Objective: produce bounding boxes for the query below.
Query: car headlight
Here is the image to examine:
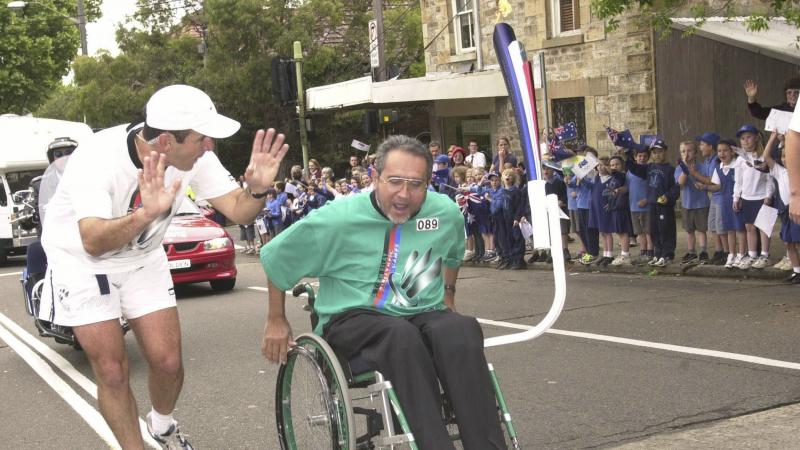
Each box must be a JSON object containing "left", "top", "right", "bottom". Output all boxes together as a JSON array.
[{"left": 203, "top": 237, "right": 231, "bottom": 250}]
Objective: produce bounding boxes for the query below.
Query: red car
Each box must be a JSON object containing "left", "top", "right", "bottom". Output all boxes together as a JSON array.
[{"left": 163, "top": 200, "right": 237, "bottom": 291}]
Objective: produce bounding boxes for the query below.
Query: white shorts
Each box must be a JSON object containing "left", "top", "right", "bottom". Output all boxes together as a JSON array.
[{"left": 38, "top": 254, "right": 176, "bottom": 327}]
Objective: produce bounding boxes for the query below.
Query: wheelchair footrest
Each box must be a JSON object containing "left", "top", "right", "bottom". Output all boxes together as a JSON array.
[{"left": 354, "top": 406, "right": 384, "bottom": 443}]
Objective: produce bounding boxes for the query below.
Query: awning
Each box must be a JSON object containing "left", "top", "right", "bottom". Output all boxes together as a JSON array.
[
  {"left": 306, "top": 70, "right": 508, "bottom": 112},
  {"left": 672, "top": 18, "right": 800, "bottom": 64}
]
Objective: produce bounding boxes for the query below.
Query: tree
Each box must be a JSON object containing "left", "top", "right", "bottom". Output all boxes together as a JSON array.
[
  {"left": 0, "top": 0, "right": 101, "bottom": 113},
  {"left": 590, "top": 0, "right": 800, "bottom": 35},
  {"left": 35, "top": 0, "right": 426, "bottom": 176}
]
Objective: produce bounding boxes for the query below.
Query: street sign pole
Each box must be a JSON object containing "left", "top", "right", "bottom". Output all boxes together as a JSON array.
[{"left": 294, "top": 41, "right": 310, "bottom": 174}]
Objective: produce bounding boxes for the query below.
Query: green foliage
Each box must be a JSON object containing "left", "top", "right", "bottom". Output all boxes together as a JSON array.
[
  {"left": 0, "top": 0, "right": 102, "bottom": 113},
  {"left": 33, "top": 0, "right": 425, "bottom": 175},
  {"left": 590, "top": 0, "right": 800, "bottom": 35}
]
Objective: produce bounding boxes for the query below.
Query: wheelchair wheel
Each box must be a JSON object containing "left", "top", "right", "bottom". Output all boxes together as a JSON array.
[{"left": 276, "top": 333, "right": 355, "bottom": 450}]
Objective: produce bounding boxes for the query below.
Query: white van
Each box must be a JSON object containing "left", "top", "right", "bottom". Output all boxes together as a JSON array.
[{"left": 0, "top": 114, "right": 93, "bottom": 265}]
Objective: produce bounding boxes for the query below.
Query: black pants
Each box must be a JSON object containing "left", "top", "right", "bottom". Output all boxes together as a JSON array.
[
  {"left": 323, "top": 309, "right": 507, "bottom": 450},
  {"left": 651, "top": 205, "right": 676, "bottom": 259},
  {"left": 577, "top": 208, "right": 599, "bottom": 256},
  {"left": 493, "top": 212, "right": 524, "bottom": 263}
]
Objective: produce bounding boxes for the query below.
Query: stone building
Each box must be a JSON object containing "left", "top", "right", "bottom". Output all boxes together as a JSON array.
[{"left": 307, "top": 1, "right": 799, "bottom": 164}]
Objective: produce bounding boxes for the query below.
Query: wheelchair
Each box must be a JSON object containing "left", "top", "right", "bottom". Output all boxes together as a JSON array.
[{"left": 274, "top": 283, "right": 521, "bottom": 450}]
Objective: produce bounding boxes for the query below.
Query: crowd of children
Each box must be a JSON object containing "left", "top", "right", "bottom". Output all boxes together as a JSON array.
[
  {"left": 236, "top": 127, "right": 799, "bottom": 285},
  {"left": 536, "top": 124, "right": 799, "bottom": 284}
]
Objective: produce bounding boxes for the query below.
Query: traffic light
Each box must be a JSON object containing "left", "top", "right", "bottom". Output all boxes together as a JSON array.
[
  {"left": 271, "top": 57, "right": 297, "bottom": 106},
  {"left": 380, "top": 110, "right": 398, "bottom": 124}
]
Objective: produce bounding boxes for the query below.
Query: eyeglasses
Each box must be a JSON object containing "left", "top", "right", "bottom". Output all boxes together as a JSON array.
[
  {"left": 787, "top": 89, "right": 800, "bottom": 95},
  {"left": 53, "top": 148, "right": 75, "bottom": 159},
  {"left": 379, "top": 176, "right": 427, "bottom": 192}
]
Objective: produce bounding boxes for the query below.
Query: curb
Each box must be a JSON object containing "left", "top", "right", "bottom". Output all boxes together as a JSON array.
[{"left": 463, "top": 259, "right": 789, "bottom": 281}]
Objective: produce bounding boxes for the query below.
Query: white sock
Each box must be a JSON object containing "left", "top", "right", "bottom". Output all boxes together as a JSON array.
[
  {"left": 604, "top": 251, "right": 612, "bottom": 257},
  {"left": 761, "top": 252, "right": 769, "bottom": 258},
  {"left": 794, "top": 267, "right": 800, "bottom": 273},
  {"left": 726, "top": 254, "right": 735, "bottom": 263},
  {"left": 621, "top": 251, "right": 629, "bottom": 257},
  {"left": 148, "top": 408, "right": 175, "bottom": 435},
  {"left": 748, "top": 251, "right": 757, "bottom": 258}
]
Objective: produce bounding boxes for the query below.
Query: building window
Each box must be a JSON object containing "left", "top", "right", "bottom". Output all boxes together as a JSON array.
[
  {"left": 550, "top": 0, "right": 580, "bottom": 36},
  {"left": 551, "top": 97, "right": 586, "bottom": 145},
  {"left": 452, "top": 0, "right": 475, "bottom": 53}
]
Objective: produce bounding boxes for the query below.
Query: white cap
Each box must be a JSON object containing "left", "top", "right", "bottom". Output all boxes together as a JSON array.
[{"left": 145, "top": 85, "right": 241, "bottom": 138}]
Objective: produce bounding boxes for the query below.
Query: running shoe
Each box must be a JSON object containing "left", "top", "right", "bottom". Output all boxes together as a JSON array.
[
  {"left": 773, "top": 256, "right": 791, "bottom": 271},
  {"left": 698, "top": 251, "right": 709, "bottom": 264},
  {"left": 751, "top": 255, "right": 769, "bottom": 269},
  {"left": 724, "top": 254, "right": 736, "bottom": 269},
  {"left": 734, "top": 255, "right": 754, "bottom": 270},
  {"left": 463, "top": 250, "right": 474, "bottom": 261},
  {"left": 610, "top": 254, "right": 631, "bottom": 266},
  {"left": 680, "top": 252, "right": 698, "bottom": 265},
  {"left": 580, "top": 254, "right": 597, "bottom": 265},
  {"left": 147, "top": 416, "right": 194, "bottom": 450}
]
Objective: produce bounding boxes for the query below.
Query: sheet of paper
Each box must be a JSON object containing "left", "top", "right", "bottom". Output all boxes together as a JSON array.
[
  {"left": 571, "top": 152, "right": 598, "bottom": 180},
  {"left": 765, "top": 109, "right": 793, "bottom": 134},
  {"left": 754, "top": 204, "right": 779, "bottom": 238}
]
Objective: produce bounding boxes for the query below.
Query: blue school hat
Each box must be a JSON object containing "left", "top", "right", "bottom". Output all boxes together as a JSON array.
[
  {"left": 650, "top": 139, "right": 668, "bottom": 150},
  {"left": 695, "top": 132, "right": 720, "bottom": 147},
  {"left": 487, "top": 171, "right": 499, "bottom": 179},
  {"left": 435, "top": 154, "right": 449, "bottom": 164},
  {"left": 736, "top": 124, "right": 759, "bottom": 138}
]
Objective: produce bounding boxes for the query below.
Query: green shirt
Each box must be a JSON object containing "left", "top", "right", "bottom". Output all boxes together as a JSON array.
[{"left": 260, "top": 191, "right": 464, "bottom": 334}]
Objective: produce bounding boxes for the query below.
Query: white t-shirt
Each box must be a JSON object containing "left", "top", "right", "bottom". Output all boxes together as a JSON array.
[
  {"left": 770, "top": 163, "right": 790, "bottom": 206},
  {"left": 42, "top": 124, "right": 238, "bottom": 273},
  {"left": 789, "top": 101, "right": 800, "bottom": 132},
  {"left": 465, "top": 151, "right": 486, "bottom": 169}
]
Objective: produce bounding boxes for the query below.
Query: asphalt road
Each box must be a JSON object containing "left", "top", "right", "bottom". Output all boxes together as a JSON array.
[{"left": 1, "top": 252, "right": 799, "bottom": 449}]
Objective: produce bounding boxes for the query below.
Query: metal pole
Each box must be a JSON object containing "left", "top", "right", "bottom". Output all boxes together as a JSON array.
[
  {"left": 76, "top": 0, "right": 87, "bottom": 55},
  {"left": 293, "top": 41, "right": 310, "bottom": 174},
  {"left": 538, "top": 51, "right": 550, "bottom": 132},
  {"left": 372, "top": 0, "right": 385, "bottom": 81}
]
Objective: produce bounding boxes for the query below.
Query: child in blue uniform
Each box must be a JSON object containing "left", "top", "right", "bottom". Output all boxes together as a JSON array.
[
  {"left": 587, "top": 157, "right": 629, "bottom": 266},
  {"left": 707, "top": 139, "right": 746, "bottom": 268},
  {"left": 488, "top": 169, "right": 526, "bottom": 270},
  {"left": 627, "top": 140, "right": 679, "bottom": 266},
  {"left": 627, "top": 148, "right": 652, "bottom": 264},
  {"left": 763, "top": 132, "right": 800, "bottom": 283},
  {"left": 570, "top": 147, "right": 600, "bottom": 264},
  {"left": 675, "top": 141, "right": 711, "bottom": 265},
  {"left": 609, "top": 156, "right": 633, "bottom": 265}
]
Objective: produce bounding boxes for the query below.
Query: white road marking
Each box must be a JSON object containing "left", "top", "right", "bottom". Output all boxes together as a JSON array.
[
  {"left": 0, "top": 271, "right": 22, "bottom": 278},
  {"left": 0, "top": 313, "right": 161, "bottom": 448},
  {"left": 0, "top": 320, "right": 121, "bottom": 449},
  {"left": 478, "top": 318, "right": 800, "bottom": 371}
]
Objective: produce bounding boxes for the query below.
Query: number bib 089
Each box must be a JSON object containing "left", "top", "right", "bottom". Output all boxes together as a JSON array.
[{"left": 415, "top": 217, "right": 439, "bottom": 231}]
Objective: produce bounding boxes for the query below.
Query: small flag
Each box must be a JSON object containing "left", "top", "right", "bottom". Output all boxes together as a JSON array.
[
  {"left": 554, "top": 122, "right": 578, "bottom": 141},
  {"left": 606, "top": 126, "right": 635, "bottom": 149},
  {"left": 351, "top": 139, "right": 371, "bottom": 152},
  {"left": 548, "top": 139, "right": 574, "bottom": 162}
]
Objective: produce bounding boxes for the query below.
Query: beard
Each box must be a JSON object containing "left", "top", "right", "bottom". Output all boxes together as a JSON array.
[{"left": 375, "top": 196, "right": 418, "bottom": 225}]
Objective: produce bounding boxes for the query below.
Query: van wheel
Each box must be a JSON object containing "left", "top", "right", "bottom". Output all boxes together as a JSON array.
[{"left": 210, "top": 278, "right": 236, "bottom": 291}]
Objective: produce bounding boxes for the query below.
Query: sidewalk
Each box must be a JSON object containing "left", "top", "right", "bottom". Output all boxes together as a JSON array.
[
  {"left": 465, "top": 217, "right": 792, "bottom": 281},
  {"left": 612, "top": 402, "right": 800, "bottom": 449}
]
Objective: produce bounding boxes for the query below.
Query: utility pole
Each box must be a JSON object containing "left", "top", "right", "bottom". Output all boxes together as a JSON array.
[
  {"left": 293, "top": 41, "right": 310, "bottom": 173},
  {"left": 76, "top": 0, "right": 87, "bottom": 55},
  {"left": 372, "top": 0, "right": 385, "bottom": 81}
]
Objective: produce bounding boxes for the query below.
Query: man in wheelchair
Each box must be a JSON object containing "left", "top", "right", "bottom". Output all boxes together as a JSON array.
[{"left": 261, "top": 135, "right": 507, "bottom": 449}]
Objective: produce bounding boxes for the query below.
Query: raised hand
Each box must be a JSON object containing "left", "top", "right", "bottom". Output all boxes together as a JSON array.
[
  {"left": 244, "top": 128, "right": 290, "bottom": 192},
  {"left": 137, "top": 151, "right": 182, "bottom": 222},
  {"left": 743, "top": 80, "right": 758, "bottom": 102}
]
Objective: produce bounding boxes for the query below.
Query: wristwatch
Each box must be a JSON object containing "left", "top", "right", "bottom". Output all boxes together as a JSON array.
[
  {"left": 444, "top": 284, "right": 456, "bottom": 294},
  {"left": 247, "top": 186, "right": 268, "bottom": 199}
]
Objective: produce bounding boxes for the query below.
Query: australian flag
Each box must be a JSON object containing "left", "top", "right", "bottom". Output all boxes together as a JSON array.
[
  {"left": 554, "top": 122, "right": 578, "bottom": 141},
  {"left": 548, "top": 139, "right": 575, "bottom": 162},
  {"left": 606, "top": 126, "right": 635, "bottom": 149}
]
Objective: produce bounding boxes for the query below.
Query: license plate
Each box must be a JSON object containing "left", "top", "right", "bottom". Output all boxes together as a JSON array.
[{"left": 169, "top": 259, "right": 191, "bottom": 270}]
